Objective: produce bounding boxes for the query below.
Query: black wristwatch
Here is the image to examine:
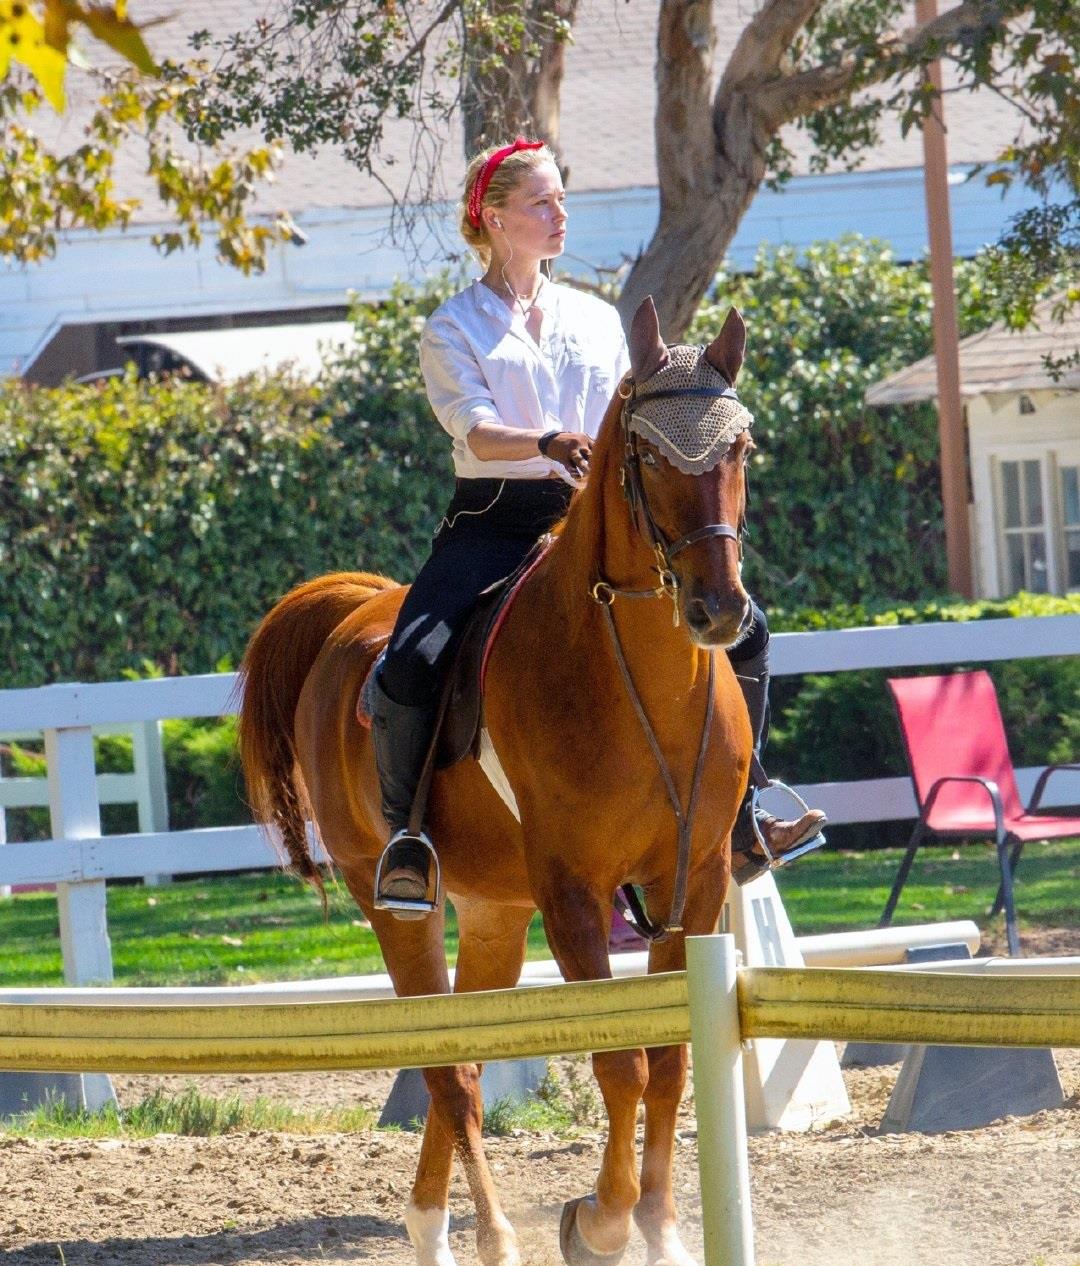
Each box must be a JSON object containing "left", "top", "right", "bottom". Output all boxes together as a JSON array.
[{"left": 537, "top": 429, "right": 562, "bottom": 456}]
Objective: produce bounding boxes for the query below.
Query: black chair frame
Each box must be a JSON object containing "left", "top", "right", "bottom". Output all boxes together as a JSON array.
[{"left": 878, "top": 764, "right": 1080, "bottom": 959}]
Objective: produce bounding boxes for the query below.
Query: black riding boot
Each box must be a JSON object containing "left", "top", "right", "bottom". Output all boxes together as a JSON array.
[
  {"left": 730, "top": 641, "right": 827, "bottom": 885},
  {"left": 367, "top": 671, "right": 439, "bottom": 918}
]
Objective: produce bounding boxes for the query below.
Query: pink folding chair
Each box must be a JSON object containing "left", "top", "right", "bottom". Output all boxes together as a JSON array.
[{"left": 882, "top": 670, "right": 1080, "bottom": 956}]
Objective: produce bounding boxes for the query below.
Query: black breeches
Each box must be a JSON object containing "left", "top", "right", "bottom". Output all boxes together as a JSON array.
[
  {"left": 379, "top": 478, "right": 573, "bottom": 708},
  {"left": 379, "top": 474, "right": 770, "bottom": 709}
]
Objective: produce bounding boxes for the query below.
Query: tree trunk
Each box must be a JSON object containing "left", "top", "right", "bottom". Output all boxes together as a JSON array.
[
  {"left": 617, "top": 0, "right": 783, "bottom": 340},
  {"left": 618, "top": 0, "right": 1012, "bottom": 341}
]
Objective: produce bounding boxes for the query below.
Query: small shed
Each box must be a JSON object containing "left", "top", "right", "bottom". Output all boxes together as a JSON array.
[{"left": 867, "top": 305, "right": 1080, "bottom": 598}]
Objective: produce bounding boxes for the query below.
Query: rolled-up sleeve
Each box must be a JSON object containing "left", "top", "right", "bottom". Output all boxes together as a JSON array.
[{"left": 419, "top": 316, "right": 502, "bottom": 442}]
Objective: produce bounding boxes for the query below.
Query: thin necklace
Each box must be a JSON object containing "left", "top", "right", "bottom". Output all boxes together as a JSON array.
[
  {"left": 498, "top": 256, "right": 542, "bottom": 320},
  {"left": 509, "top": 282, "right": 541, "bottom": 321}
]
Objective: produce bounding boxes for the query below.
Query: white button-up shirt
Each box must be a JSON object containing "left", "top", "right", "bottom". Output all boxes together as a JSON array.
[{"left": 419, "top": 277, "right": 630, "bottom": 480}]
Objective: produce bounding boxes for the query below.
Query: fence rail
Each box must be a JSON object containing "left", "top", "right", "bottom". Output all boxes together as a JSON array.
[
  {"left": 0, "top": 938, "right": 1077, "bottom": 1266},
  {"left": 2, "top": 614, "right": 1078, "bottom": 985},
  {"left": 1, "top": 960, "right": 1077, "bottom": 1075}
]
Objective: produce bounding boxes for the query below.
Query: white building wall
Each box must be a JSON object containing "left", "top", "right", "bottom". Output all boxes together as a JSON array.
[{"left": 2, "top": 168, "right": 1058, "bottom": 381}]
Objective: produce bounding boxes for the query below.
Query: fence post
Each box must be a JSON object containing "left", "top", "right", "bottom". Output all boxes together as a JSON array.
[
  {"left": 686, "top": 933, "right": 755, "bottom": 1266},
  {"left": 46, "top": 727, "right": 114, "bottom": 987},
  {"left": 0, "top": 727, "right": 118, "bottom": 1116},
  {"left": 132, "top": 719, "right": 171, "bottom": 886}
]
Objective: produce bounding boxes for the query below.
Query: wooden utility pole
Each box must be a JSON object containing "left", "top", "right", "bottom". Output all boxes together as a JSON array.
[{"left": 916, "top": 0, "right": 974, "bottom": 597}]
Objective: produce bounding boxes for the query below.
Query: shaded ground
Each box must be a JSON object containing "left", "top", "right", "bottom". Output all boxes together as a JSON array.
[{"left": 1, "top": 928, "right": 1078, "bottom": 1266}]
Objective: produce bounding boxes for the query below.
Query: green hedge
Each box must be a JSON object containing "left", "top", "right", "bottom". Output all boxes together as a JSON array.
[
  {"left": 686, "top": 237, "right": 1014, "bottom": 607},
  {"left": 0, "top": 280, "right": 456, "bottom": 688},
  {"left": 0, "top": 238, "right": 1037, "bottom": 689}
]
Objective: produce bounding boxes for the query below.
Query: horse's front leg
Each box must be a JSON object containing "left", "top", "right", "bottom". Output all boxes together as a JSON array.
[
  {"left": 635, "top": 857, "right": 727, "bottom": 1266},
  {"left": 540, "top": 867, "right": 647, "bottom": 1265}
]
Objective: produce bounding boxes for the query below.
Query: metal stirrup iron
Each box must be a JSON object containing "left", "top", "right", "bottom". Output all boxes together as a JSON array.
[
  {"left": 373, "top": 829, "right": 441, "bottom": 919},
  {"left": 749, "top": 778, "right": 827, "bottom": 869}
]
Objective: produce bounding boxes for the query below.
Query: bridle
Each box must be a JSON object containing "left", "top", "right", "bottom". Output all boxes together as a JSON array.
[
  {"left": 591, "top": 368, "right": 750, "bottom": 624},
  {"left": 590, "top": 356, "right": 752, "bottom": 944}
]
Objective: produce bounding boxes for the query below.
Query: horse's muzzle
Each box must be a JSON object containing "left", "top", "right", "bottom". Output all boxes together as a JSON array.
[{"left": 683, "top": 585, "right": 752, "bottom": 648}]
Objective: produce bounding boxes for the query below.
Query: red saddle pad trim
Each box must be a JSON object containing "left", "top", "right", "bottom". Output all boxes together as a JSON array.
[{"left": 480, "top": 540, "right": 551, "bottom": 691}]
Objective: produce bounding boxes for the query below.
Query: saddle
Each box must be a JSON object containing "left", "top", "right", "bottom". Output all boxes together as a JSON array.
[
  {"left": 359, "top": 539, "right": 551, "bottom": 771},
  {"left": 437, "top": 540, "right": 549, "bottom": 768}
]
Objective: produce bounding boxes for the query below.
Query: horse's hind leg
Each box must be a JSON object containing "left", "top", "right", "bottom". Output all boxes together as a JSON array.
[
  {"left": 428, "top": 895, "right": 534, "bottom": 1266},
  {"left": 336, "top": 862, "right": 464, "bottom": 1266},
  {"left": 541, "top": 879, "right": 647, "bottom": 1265},
  {"left": 398, "top": 897, "right": 533, "bottom": 1266}
]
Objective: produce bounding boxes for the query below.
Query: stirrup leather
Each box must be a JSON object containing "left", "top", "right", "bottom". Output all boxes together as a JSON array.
[
  {"left": 749, "top": 780, "right": 827, "bottom": 868},
  {"left": 373, "top": 829, "right": 441, "bottom": 918}
]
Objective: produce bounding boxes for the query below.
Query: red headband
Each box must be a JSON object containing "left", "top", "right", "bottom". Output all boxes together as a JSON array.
[{"left": 467, "top": 137, "right": 545, "bottom": 229}]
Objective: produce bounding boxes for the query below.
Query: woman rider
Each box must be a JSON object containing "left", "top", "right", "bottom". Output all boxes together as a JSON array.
[{"left": 368, "top": 138, "right": 825, "bottom": 916}]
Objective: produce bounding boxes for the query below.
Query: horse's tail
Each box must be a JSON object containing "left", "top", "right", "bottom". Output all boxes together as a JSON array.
[{"left": 237, "top": 571, "right": 397, "bottom": 892}]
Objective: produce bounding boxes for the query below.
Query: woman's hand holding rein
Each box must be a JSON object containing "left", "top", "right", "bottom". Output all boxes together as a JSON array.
[
  {"left": 539, "top": 430, "right": 591, "bottom": 478},
  {"left": 465, "top": 421, "right": 592, "bottom": 478}
]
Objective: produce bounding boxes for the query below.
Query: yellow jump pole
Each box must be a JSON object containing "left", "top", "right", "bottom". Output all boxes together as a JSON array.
[{"left": 687, "top": 933, "right": 754, "bottom": 1266}]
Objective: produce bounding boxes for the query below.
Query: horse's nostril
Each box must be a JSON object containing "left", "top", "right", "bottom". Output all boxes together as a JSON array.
[
  {"left": 686, "top": 598, "right": 711, "bottom": 631},
  {"left": 685, "top": 589, "right": 750, "bottom": 642}
]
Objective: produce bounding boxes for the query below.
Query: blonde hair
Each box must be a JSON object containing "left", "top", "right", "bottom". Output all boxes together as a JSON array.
[{"left": 459, "top": 141, "right": 558, "bottom": 266}]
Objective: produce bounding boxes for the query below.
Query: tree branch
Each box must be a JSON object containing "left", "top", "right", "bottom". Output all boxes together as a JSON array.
[
  {"left": 757, "top": 0, "right": 1021, "bottom": 127},
  {"left": 400, "top": 0, "right": 460, "bottom": 67},
  {"left": 723, "top": 0, "right": 828, "bottom": 87}
]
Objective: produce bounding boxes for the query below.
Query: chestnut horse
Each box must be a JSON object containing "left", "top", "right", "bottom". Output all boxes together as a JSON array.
[{"left": 237, "top": 298, "right": 754, "bottom": 1266}]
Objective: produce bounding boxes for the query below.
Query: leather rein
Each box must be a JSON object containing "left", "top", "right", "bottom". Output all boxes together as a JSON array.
[{"left": 594, "top": 369, "right": 749, "bottom": 944}]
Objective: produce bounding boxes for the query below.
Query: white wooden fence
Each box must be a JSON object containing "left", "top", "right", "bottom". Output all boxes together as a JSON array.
[{"left": 1, "top": 614, "right": 1078, "bottom": 986}]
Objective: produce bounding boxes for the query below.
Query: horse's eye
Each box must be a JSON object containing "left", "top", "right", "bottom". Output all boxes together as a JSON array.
[{"left": 640, "top": 450, "right": 657, "bottom": 467}]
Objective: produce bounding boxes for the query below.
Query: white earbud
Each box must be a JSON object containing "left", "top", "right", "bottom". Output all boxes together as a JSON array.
[{"left": 493, "top": 218, "right": 503, "bottom": 229}]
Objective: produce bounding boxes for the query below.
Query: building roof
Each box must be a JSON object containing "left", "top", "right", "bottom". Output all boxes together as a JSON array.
[
  {"left": 117, "top": 321, "right": 354, "bottom": 382},
  {"left": 27, "top": 0, "right": 1028, "bottom": 222},
  {"left": 866, "top": 303, "right": 1080, "bottom": 405}
]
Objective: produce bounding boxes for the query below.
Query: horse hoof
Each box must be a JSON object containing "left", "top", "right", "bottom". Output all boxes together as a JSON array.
[{"left": 559, "top": 1197, "right": 627, "bottom": 1266}]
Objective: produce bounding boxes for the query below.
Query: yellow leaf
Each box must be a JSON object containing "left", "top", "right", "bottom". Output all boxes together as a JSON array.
[
  {"left": 0, "top": 7, "right": 68, "bottom": 110},
  {"left": 80, "top": 6, "right": 157, "bottom": 75}
]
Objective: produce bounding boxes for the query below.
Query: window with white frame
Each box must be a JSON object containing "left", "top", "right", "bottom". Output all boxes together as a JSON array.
[
  {"left": 998, "top": 458, "right": 1050, "bottom": 592},
  {"left": 995, "top": 454, "right": 1080, "bottom": 594}
]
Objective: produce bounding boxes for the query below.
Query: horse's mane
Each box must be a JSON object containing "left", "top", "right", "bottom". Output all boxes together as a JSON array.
[{"left": 541, "top": 387, "right": 631, "bottom": 633}]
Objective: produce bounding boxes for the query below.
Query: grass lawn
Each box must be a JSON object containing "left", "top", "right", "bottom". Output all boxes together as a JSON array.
[
  {"left": 774, "top": 835, "right": 1080, "bottom": 933},
  {"left": 2, "top": 837, "right": 1077, "bottom": 989}
]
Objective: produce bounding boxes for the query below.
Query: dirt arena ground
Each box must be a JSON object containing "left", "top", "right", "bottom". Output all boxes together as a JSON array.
[{"left": 2, "top": 930, "right": 1078, "bottom": 1266}]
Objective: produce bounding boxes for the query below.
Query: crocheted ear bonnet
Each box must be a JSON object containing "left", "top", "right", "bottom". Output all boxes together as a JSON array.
[{"left": 626, "top": 345, "right": 754, "bottom": 476}]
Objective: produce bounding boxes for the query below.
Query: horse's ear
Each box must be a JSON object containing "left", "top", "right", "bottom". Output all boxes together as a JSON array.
[
  {"left": 628, "top": 296, "right": 669, "bottom": 381},
  {"left": 704, "top": 307, "right": 746, "bottom": 386}
]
